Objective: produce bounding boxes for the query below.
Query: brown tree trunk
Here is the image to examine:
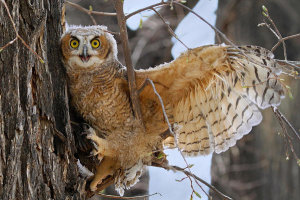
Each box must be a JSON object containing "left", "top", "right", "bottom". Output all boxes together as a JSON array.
[
  {"left": 211, "top": 0, "right": 300, "bottom": 199},
  {"left": 0, "top": 1, "right": 86, "bottom": 199}
]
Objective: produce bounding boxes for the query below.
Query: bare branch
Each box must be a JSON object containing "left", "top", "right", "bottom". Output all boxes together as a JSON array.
[
  {"left": 260, "top": 6, "right": 290, "bottom": 60},
  {"left": 151, "top": 8, "right": 190, "bottom": 50},
  {"left": 272, "top": 107, "right": 300, "bottom": 162},
  {"left": 146, "top": 78, "right": 218, "bottom": 199},
  {"left": 272, "top": 107, "right": 300, "bottom": 141},
  {"left": 267, "top": 20, "right": 287, "bottom": 59},
  {"left": 276, "top": 60, "right": 300, "bottom": 70},
  {"left": 170, "top": 165, "right": 233, "bottom": 200},
  {"left": 65, "top": 1, "right": 117, "bottom": 16},
  {"left": 0, "top": 37, "right": 18, "bottom": 52},
  {"left": 0, "top": 0, "right": 44, "bottom": 63},
  {"left": 97, "top": 192, "right": 161, "bottom": 199},
  {"left": 114, "top": 0, "right": 144, "bottom": 125},
  {"left": 272, "top": 33, "right": 300, "bottom": 53},
  {"left": 125, "top": 2, "right": 166, "bottom": 20},
  {"left": 146, "top": 79, "right": 173, "bottom": 134},
  {"left": 152, "top": 162, "right": 233, "bottom": 200}
]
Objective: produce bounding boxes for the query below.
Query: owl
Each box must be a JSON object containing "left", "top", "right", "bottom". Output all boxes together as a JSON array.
[{"left": 60, "top": 25, "right": 286, "bottom": 195}]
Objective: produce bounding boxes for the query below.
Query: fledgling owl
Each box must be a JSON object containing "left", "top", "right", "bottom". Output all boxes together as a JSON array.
[{"left": 61, "top": 25, "right": 286, "bottom": 195}]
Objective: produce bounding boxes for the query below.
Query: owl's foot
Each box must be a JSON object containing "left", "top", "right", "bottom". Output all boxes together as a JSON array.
[
  {"left": 90, "top": 156, "right": 120, "bottom": 191},
  {"left": 84, "top": 126, "right": 115, "bottom": 158}
]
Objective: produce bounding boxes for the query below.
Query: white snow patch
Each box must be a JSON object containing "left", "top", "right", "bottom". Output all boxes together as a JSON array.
[{"left": 124, "top": 0, "right": 162, "bottom": 30}]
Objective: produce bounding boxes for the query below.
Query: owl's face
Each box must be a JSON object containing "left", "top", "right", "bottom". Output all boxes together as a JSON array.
[{"left": 61, "top": 25, "right": 117, "bottom": 69}]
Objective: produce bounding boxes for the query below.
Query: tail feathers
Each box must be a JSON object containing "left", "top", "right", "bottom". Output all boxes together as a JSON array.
[{"left": 114, "top": 160, "right": 143, "bottom": 196}]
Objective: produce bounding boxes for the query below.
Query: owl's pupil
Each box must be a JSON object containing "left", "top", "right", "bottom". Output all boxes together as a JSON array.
[
  {"left": 94, "top": 42, "right": 97, "bottom": 45},
  {"left": 73, "top": 42, "right": 76, "bottom": 45}
]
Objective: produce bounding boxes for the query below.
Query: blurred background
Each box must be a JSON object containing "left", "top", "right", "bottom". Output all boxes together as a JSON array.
[{"left": 65, "top": 0, "right": 300, "bottom": 199}]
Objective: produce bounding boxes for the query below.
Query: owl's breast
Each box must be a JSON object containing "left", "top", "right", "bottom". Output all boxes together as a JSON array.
[{"left": 69, "top": 71, "right": 134, "bottom": 135}]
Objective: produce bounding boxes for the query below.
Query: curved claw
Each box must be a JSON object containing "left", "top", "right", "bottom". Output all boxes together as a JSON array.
[{"left": 90, "top": 156, "right": 120, "bottom": 192}]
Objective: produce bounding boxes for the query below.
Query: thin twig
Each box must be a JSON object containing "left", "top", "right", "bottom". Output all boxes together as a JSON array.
[
  {"left": 261, "top": 7, "right": 287, "bottom": 59},
  {"left": 272, "top": 33, "right": 300, "bottom": 53},
  {"left": 273, "top": 108, "right": 292, "bottom": 157},
  {"left": 263, "top": 18, "right": 288, "bottom": 58},
  {"left": 146, "top": 78, "right": 225, "bottom": 199},
  {"left": 272, "top": 107, "right": 300, "bottom": 141},
  {"left": 125, "top": 2, "right": 167, "bottom": 20},
  {"left": 170, "top": 165, "right": 233, "bottom": 200},
  {"left": 151, "top": 8, "right": 189, "bottom": 50},
  {"left": 153, "top": 163, "right": 233, "bottom": 200},
  {"left": 114, "top": 0, "right": 144, "bottom": 125},
  {"left": 272, "top": 107, "right": 299, "bottom": 162},
  {"left": 145, "top": 79, "right": 208, "bottom": 196},
  {"left": 65, "top": 1, "right": 116, "bottom": 16},
  {"left": 0, "top": 0, "right": 44, "bottom": 63},
  {"left": 0, "top": 37, "right": 18, "bottom": 52},
  {"left": 276, "top": 60, "right": 300, "bottom": 70},
  {"left": 89, "top": 14, "right": 97, "bottom": 25},
  {"left": 146, "top": 79, "right": 172, "bottom": 133},
  {"left": 97, "top": 192, "right": 161, "bottom": 199}
]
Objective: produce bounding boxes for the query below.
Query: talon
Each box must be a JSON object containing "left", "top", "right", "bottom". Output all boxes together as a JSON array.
[
  {"left": 89, "top": 156, "right": 120, "bottom": 192},
  {"left": 80, "top": 126, "right": 116, "bottom": 157},
  {"left": 89, "top": 150, "right": 97, "bottom": 157},
  {"left": 80, "top": 131, "right": 89, "bottom": 136},
  {"left": 90, "top": 141, "right": 99, "bottom": 151},
  {"left": 82, "top": 123, "right": 91, "bottom": 130}
]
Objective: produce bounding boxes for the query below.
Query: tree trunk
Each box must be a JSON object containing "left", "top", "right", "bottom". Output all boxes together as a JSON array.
[
  {"left": 0, "top": 1, "right": 86, "bottom": 199},
  {"left": 211, "top": 0, "right": 300, "bottom": 199}
]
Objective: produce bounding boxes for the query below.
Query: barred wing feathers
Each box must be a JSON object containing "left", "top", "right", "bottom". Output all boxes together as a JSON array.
[{"left": 136, "top": 45, "right": 285, "bottom": 156}]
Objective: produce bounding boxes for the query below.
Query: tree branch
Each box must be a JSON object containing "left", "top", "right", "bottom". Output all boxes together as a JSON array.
[
  {"left": 65, "top": 1, "right": 117, "bottom": 16},
  {"left": 151, "top": 8, "right": 189, "bottom": 50},
  {"left": 0, "top": 0, "right": 44, "bottom": 63},
  {"left": 262, "top": 7, "right": 287, "bottom": 60},
  {"left": 97, "top": 192, "right": 161, "bottom": 199},
  {"left": 146, "top": 78, "right": 223, "bottom": 199},
  {"left": 272, "top": 106, "right": 299, "bottom": 163},
  {"left": 125, "top": 2, "right": 166, "bottom": 20},
  {"left": 271, "top": 33, "right": 300, "bottom": 53},
  {"left": 114, "top": 0, "right": 144, "bottom": 125},
  {"left": 151, "top": 162, "right": 233, "bottom": 200},
  {"left": 272, "top": 107, "right": 300, "bottom": 141}
]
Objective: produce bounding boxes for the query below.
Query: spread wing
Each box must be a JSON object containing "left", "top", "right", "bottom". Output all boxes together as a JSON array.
[{"left": 136, "top": 45, "right": 285, "bottom": 156}]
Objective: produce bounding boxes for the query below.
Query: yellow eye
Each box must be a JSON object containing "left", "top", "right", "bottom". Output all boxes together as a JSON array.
[
  {"left": 70, "top": 39, "right": 79, "bottom": 49},
  {"left": 91, "top": 39, "right": 100, "bottom": 48}
]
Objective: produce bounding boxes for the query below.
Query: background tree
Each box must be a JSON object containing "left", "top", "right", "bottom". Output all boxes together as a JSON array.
[
  {"left": 211, "top": 1, "right": 300, "bottom": 199},
  {"left": 0, "top": 1, "right": 86, "bottom": 199}
]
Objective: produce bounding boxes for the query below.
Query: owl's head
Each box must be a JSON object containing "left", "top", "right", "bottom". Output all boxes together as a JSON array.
[{"left": 60, "top": 25, "right": 118, "bottom": 69}]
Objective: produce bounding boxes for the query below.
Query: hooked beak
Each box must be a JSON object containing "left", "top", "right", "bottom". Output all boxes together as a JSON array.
[{"left": 80, "top": 45, "right": 90, "bottom": 62}]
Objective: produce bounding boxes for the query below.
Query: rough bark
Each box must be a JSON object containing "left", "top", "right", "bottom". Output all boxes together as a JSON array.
[
  {"left": 0, "top": 1, "right": 86, "bottom": 199},
  {"left": 211, "top": 0, "right": 300, "bottom": 199}
]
